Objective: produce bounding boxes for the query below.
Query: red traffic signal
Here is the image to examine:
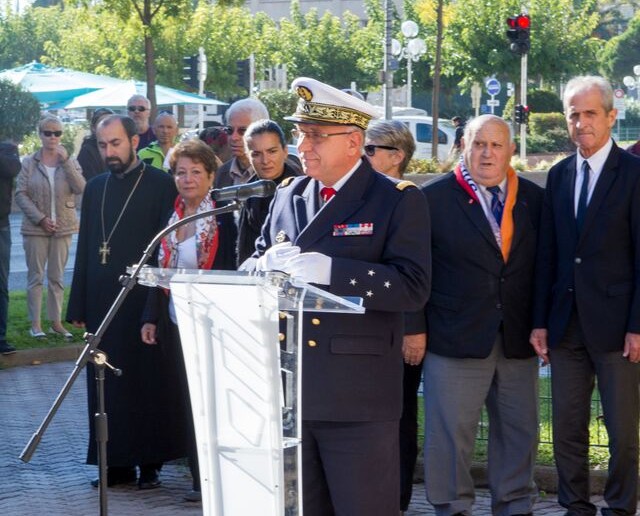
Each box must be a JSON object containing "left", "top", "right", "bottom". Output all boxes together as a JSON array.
[
  {"left": 507, "top": 14, "right": 530, "bottom": 29},
  {"left": 506, "top": 14, "right": 531, "bottom": 55},
  {"left": 516, "top": 15, "right": 530, "bottom": 29}
]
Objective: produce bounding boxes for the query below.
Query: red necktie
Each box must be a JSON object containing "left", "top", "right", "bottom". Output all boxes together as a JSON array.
[{"left": 320, "top": 187, "right": 336, "bottom": 203}]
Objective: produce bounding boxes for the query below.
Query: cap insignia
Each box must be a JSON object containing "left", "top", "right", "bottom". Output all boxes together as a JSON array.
[{"left": 296, "top": 86, "right": 313, "bottom": 102}]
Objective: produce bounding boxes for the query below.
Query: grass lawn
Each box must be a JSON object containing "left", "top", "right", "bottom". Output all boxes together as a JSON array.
[{"left": 8, "top": 287, "right": 84, "bottom": 349}]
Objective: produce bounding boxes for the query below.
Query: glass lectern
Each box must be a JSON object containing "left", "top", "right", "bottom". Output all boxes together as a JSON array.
[{"left": 136, "top": 268, "right": 364, "bottom": 516}]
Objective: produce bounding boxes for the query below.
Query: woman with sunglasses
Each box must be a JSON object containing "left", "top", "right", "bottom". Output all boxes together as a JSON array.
[
  {"left": 15, "top": 115, "right": 86, "bottom": 339},
  {"left": 365, "top": 119, "right": 421, "bottom": 516},
  {"left": 364, "top": 119, "right": 415, "bottom": 180}
]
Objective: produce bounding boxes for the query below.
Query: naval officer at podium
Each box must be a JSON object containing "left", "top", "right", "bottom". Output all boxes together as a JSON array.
[{"left": 242, "top": 77, "right": 431, "bottom": 516}]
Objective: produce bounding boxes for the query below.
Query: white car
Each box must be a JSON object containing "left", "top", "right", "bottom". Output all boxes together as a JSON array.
[{"left": 393, "top": 116, "right": 457, "bottom": 162}]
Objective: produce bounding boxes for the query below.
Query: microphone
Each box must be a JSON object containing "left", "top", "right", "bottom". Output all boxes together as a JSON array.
[{"left": 212, "top": 180, "right": 277, "bottom": 202}]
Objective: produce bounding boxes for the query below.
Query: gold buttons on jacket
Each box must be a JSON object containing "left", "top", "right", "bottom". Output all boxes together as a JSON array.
[
  {"left": 279, "top": 333, "right": 285, "bottom": 342},
  {"left": 311, "top": 318, "right": 320, "bottom": 326},
  {"left": 308, "top": 340, "right": 317, "bottom": 347}
]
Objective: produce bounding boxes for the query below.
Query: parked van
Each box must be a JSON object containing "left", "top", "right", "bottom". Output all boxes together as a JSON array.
[{"left": 393, "top": 116, "right": 457, "bottom": 162}]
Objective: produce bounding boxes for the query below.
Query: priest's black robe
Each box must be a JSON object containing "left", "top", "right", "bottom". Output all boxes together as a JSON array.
[{"left": 66, "top": 162, "right": 183, "bottom": 467}]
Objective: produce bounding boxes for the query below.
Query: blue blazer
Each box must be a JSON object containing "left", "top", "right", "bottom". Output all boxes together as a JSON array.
[
  {"left": 251, "top": 159, "right": 431, "bottom": 421},
  {"left": 420, "top": 173, "right": 543, "bottom": 359},
  {"left": 533, "top": 143, "right": 640, "bottom": 351}
]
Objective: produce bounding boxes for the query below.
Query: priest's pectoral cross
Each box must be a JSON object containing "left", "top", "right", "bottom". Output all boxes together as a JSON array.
[{"left": 99, "top": 242, "right": 110, "bottom": 265}]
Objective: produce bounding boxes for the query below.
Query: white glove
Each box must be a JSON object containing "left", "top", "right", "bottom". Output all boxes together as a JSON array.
[
  {"left": 256, "top": 242, "right": 301, "bottom": 272},
  {"left": 282, "top": 252, "right": 332, "bottom": 285}
]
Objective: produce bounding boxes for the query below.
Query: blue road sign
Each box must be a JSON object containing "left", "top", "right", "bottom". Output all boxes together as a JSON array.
[{"left": 486, "top": 78, "right": 501, "bottom": 96}]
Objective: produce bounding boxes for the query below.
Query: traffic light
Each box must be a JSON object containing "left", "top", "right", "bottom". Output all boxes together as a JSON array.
[
  {"left": 514, "top": 104, "right": 530, "bottom": 125},
  {"left": 506, "top": 14, "right": 531, "bottom": 55},
  {"left": 236, "top": 59, "right": 250, "bottom": 90},
  {"left": 183, "top": 55, "right": 198, "bottom": 89}
]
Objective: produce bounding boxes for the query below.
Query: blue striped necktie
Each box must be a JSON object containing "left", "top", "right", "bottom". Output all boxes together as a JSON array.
[{"left": 487, "top": 185, "right": 504, "bottom": 226}]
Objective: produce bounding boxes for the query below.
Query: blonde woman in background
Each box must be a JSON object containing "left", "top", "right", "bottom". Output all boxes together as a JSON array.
[{"left": 16, "top": 115, "right": 85, "bottom": 338}]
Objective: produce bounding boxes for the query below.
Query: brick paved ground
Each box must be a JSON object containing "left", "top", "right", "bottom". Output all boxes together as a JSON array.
[{"left": 0, "top": 360, "right": 627, "bottom": 515}]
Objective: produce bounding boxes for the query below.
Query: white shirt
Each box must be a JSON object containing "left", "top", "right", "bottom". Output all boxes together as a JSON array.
[
  {"left": 44, "top": 165, "right": 56, "bottom": 222},
  {"left": 168, "top": 235, "right": 198, "bottom": 324},
  {"left": 574, "top": 138, "right": 613, "bottom": 216},
  {"left": 318, "top": 159, "right": 362, "bottom": 208},
  {"left": 475, "top": 177, "right": 508, "bottom": 248}
]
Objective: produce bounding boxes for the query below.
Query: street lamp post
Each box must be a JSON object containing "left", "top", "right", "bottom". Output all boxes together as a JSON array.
[
  {"left": 623, "top": 64, "right": 640, "bottom": 101},
  {"left": 392, "top": 21, "right": 426, "bottom": 108}
]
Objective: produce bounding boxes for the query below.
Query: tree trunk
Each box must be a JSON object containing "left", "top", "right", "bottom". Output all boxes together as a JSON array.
[
  {"left": 143, "top": 0, "right": 157, "bottom": 119},
  {"left": 145, "top": 33, "right": 157, "bottom": 119}
]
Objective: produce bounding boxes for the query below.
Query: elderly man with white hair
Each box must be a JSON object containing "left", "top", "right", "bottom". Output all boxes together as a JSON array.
[
  {"left": 127, "top": 94, "right": 155, "bottom": 150},
  {"left": 420, "top": 115, "right": 543, "bottom": 516},
  {"left": 531, "top": 76, "right": 640, "bottom": 516}
]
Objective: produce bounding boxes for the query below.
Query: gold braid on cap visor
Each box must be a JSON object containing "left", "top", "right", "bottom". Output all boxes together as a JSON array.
[{"left": 296, "top": 101, "right": 372, "bottom": 130}]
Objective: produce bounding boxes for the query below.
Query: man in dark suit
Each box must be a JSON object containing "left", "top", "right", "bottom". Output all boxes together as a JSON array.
[
  {"left": 531, "top": 75, "right": 640, "bottom": 516},
  {"left": 418, "top": 115, "right": 542, "bottom": 515},
  {"left": 243, "top": 77, "right": 431, "bottom": 515}
]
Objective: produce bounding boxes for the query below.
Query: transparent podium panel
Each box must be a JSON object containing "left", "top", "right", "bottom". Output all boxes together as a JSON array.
[{"left": 132, "top": 268, "right": 364, "bottom": 516}]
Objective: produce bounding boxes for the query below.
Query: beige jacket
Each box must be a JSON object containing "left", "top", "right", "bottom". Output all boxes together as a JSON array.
[{"left": 15, "top": 149, "right": 86, "bottom": 237}]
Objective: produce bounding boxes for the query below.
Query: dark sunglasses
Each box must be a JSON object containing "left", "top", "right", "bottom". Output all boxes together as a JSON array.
[
  {"left": 42, "top": 130, "right": 63, "bottom": 137},
  {"left": 127, "top": 106, "right": 147, "bottom": 112},
  {"left": 364, "top": 144, "right": 398, "bottom": 156},
  {"left": 223, "top": 126, "right": 247, "bottom": 136}
]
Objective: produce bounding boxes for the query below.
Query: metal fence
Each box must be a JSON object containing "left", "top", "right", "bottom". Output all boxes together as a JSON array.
[
  {"left": 613, "top": 125, "right": 640, "bottom": 143},
  {"left": 418, "top": 370, "right": 609, "bottom": 465},
  {"left": 475, "top": 368, "right": 609, "bottom": 459}
]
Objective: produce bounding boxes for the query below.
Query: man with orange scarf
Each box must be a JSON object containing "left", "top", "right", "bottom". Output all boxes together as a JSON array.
[{"left": 415, "top": 115, "right": 542, "bottom": 515}]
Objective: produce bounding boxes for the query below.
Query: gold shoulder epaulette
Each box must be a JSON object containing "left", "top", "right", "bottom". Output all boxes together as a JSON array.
[
  {"left": 279, "top": 176, "right": 295, "bottom": 188},
  {"left": 396, "top": 180, "right": 417, "bottom": 191}
]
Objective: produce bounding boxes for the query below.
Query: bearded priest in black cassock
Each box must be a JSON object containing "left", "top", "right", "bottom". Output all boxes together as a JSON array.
[{"left": 66, "top": 115, "right": 183, "bottom": 489}]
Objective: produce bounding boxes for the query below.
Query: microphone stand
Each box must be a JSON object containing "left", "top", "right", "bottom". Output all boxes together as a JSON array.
[{"left": 20, "top": 202, "right": 241, "bottom": 516}]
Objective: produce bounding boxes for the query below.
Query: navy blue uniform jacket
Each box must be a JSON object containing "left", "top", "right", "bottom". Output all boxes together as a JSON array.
[
  {"left": 251, "top": 160, "right": 431, "bottom": 422},
  {"left": 532, "top": 144, "right": 640, "bottom": 351}
]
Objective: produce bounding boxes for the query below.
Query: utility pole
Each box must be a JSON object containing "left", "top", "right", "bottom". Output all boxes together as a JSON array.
[
  {"left": 506, "top": 13, "right": 531, "bottom": 162},
  {"left": 383, "top": 0, "right": 393, "bottom": 120},
  {"left": 197, "top": 46, "right": 207, "bottom": 131},
  {"left": 430, "top": 0, "right": 444, "bottom": 160}
]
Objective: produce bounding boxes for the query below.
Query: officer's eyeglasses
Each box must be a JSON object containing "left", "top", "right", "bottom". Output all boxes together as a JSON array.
[
  {"left": 42, "top": 130, "right": 63, "bottom": 137},
  {"left": 364, "top": 144, "right": 398, "bottom": 156},
  {"left": 291, "top": 129, "right": 355, "bottom": 145},
  {"left": 127, "top": 106, "right": 147, "bottom": 112}
]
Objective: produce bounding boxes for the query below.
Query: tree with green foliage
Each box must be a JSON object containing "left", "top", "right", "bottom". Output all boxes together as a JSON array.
[
  {"left": 0, "top": 5, "right": 66, "bottom": 70},
  {"left": 504, "top": 89, "right": 563, "bottom": 117},
  {"left": 257, "top": 89, "right": 298, "bottom": 137},
  {"left": 436, "top": 0, "right": 601, "bottom": 90},
  {"left": 275, "top": 1, "right": 380, "bottom": 90},
  {"left": 600, "top": 14, "right": 640, "bottom": 84},
  {"left": 95, "top": 0, "right": 192, "bottom": 112},
  {"left": 182, "top": 2, "right": 256, "bottom": 98},
  {"left": 0, "top": 80, "right": 41, "bottom": 142}
]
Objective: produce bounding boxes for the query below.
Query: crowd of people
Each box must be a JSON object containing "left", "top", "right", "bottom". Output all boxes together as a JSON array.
[{"left": 2, "top": 74, "right": 639, "bottom": 516}]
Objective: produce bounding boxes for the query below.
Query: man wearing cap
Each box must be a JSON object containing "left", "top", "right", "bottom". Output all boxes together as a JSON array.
[{"left": 243, "top": 78, "right": 431, "bottom": 515}]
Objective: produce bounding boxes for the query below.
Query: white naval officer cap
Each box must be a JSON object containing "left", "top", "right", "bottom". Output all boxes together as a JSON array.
[{"left": 285, "top": 77, "right": 380, "bottom": 130}]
